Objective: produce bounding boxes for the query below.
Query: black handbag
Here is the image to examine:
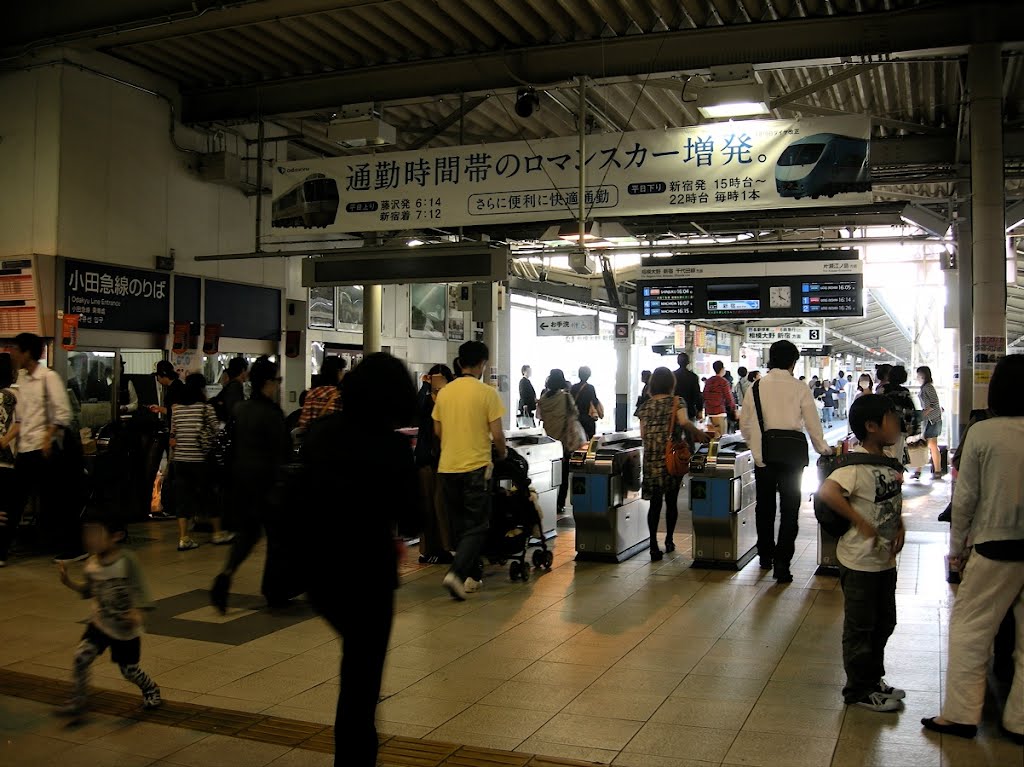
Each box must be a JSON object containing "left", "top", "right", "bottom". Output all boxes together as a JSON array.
[{"left": 752, "top": 380, "right": 809, "bottom": 468}]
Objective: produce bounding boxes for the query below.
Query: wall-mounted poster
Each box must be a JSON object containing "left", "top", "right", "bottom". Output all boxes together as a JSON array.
[
  {"left": 447, "top": 284, "right": 465, "bottom": 342},
  {"left": 308, "top": 287, "right": 335, "bottom": 329},
  {"left": 410, "top": 283, "right": 446, "bottom": 339},
  {"left": 336, "top": 285, "right": 364, "bottom": 332}
]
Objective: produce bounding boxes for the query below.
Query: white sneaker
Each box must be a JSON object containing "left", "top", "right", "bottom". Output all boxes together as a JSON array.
[
  {"left": 0, "top": 560, "right": 6, "bottom": 567},
  {"left": 852, "top": 691, "right": 902, "bottom": 712},
  {"left": 464, "top": 577, "right": 482, "bottom": 593},
  {"left": 177, "top": 538, "right": 200, "bottom": 552},
  {"left": 443, "top": 571, "right": 467, "bottom": 601},
  {"left": 211, "top": 532, "right": 235, "bottom": 545},
  {"left": 877, "top": 680, "right": 906, "bottom": 700}
]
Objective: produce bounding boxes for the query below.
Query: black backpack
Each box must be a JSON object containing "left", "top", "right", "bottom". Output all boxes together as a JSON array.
[{"left": 814, "top": 452, "right": 904, "bottom": 538}]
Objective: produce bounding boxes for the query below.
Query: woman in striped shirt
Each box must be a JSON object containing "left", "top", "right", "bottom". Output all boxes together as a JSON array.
[
  {"left": 916, "top": 366, "right": 945, "bottom": 480},
  {"left": 171, "top": 374, "right": 233, "bottom": 551}
]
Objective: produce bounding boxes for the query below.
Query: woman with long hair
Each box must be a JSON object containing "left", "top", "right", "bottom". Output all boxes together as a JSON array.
[
  {"left": 923, "top": 355, "right": 1024, "bottom": 744},
  {"left": 915, "top": 365, "right": 944, "bottom": 480},
  {"left": 537, "top": 369, "right": 586, "bottom": 515},
  {"left": 854, "top": 373, "right": 874, "bottom": 402},
  {"left": 416, "top": 364, "right": 455, "bottom": 564},
  {"left": 302, "top": 353, "right": 420, "bottom": 766},
  {"left": 636, "top": 367, "right": 709, "bottom": 560}
]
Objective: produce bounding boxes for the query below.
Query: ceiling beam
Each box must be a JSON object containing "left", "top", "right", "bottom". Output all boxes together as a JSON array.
[
  {"left": 180, "top": 2, "right": 1024, "bottom": 123},
  {"left": 405, "top": 95, "right": 489, "bottom": 150},
  {"left": 868, "top": 288, "right": 914, "bottom": 344},
  {"left": 770, "top": 63, "right": 879, "bottom": 109},
  {"left": 776, "top": 100, "right": 953, "bottom": 135}
]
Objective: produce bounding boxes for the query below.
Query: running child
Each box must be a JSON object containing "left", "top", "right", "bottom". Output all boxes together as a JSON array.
[
  {"left": 56, "top": 509, "right": 161, "bottom": 717},
  {"left": 818, "top": 394, "right": 907, "bottom": 712}
]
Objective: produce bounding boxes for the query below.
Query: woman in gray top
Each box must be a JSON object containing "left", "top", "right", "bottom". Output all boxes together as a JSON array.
[
  {"left": 914, "top": 366, "right": 944, "bottom": 480},
  {"left": 923, "top": 354, "right": 1024, "bottom": 743},
  {"left": 537, "top": 369, "right": 585, "bottom": 515}
]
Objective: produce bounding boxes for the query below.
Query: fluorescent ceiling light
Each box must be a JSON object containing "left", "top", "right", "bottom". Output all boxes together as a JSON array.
[
  {"left": 1006, "top": 199, "right": 1024, "bottom": 231},
  {"left": 899, "top": 203, "right": 950, "bottom": 237},
  {"left": 696, "top": 81, "right": 770, "bottom": 119}
]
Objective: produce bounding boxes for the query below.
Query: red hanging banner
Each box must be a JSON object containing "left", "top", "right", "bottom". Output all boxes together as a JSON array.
[
  {"left": 61, "top": 314, "right": 80, "bottom": 351},
  {"left": 172, "top": 321, "right": 190, "bottom": 353},
  {"left": 203, "top": 323, "right": 222, "bottom": 354}
]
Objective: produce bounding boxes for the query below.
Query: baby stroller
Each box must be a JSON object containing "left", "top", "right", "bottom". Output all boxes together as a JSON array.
[{"left": 481, "top": 447, "right": 554, "bottom": 582}]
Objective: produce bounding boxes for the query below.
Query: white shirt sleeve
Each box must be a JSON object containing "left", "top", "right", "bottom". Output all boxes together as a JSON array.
[
  {"left": 801, "top": 385, "right": 830, "bottom": 455},
  {"left": 47, "top": 369, "right": 72, "bottom": 429},
  {"left": 950, "top": 433, "right": 979, "bottom": 556}
]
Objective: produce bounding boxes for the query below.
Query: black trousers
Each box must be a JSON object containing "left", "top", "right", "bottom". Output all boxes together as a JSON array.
[
  {"left": 839, "top": 565, "right": 897, "bottom": 703},
  {"left": 15, "top": 450, "right": 80, "bottom": 556},
  {"left": 753, "top": 463, "right": 803, "bottom": 572},
  {"left": 0, "top": 467, "right": 18, "bottom": 560},
  {"left": 315, "top": 590, "right": 395, "bottom": 767},
  {"left": 557, "top": 451, "right": 572, "bottom": 511}
]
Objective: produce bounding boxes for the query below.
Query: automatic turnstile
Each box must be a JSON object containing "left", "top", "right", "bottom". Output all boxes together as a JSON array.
[
  {"left": 689, "top": 436, "right": 758, "bottom": 569},
  {"left": 570, "top": 432, "right": 648, "bottom": 562}
]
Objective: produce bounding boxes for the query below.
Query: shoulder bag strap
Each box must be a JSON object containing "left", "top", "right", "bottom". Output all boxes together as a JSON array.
[
  {"left": 752, "top": 380, "right": 767, "bottom": 433},
  {"left": 832, "top": 453, "right": 904, "bottom": 474}
]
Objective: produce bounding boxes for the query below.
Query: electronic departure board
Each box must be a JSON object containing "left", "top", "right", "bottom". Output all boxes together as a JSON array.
[{"left": 637, "top": 250, "right": 863, "bottom": 321}]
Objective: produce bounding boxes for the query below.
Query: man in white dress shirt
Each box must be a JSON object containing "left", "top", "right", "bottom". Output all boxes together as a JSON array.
[
  {"left": 740, "top": 340, "right": 832, "bottom": 582},
  {"left": 11, "top": 333, "right": 82, "bottom": 562}
]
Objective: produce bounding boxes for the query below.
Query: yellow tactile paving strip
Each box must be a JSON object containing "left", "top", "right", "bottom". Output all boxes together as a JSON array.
[{"left": 0, "top": 669, "right": 599, "bottom": 767}]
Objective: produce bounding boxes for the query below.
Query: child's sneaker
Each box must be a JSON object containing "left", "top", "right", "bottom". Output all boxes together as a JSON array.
[
  {"left": 177, "top": 538, "right": 199, "bottom": 551},
  {"left": 852, "top": 691, "right": 902, "bottom": 712},
  {"left": 142, "top": 688, "right": 163, "bottom": 710},
  {"left": 464, "top": 577, "right": 482, "bottom": 593},
  {"left": 877, "top": 680, "right": 906, "bottom": 700},
  {"left": 211, "top": 532, "right": 235, "bottom": 545}
]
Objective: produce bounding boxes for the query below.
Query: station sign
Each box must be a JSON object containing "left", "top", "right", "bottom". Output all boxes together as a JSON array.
[
  {"left": 64, "top": 259, "right": 170, "bottom": 333},
  {"left": 637, "top": 250, "right": 863, "bottom": 321},
  {"left": 745, "top": 326, "right": 825, "bottom": 346},
  {"left": 536, "top": 314, "right": 599, "bottom": 337},
  {"left": 272, "top": 116, "right": 870, "bottom": 233}
]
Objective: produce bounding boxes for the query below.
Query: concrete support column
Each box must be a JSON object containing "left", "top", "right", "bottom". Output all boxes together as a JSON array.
[
  {"left": 955, "top": 199, "right": 974, "bottom": 437},
  {"left": 968, "top": 43, "right": 1007, "bottom": 407},
  {"left": 614, "top": 307, "right": 631, "bottom": 431},
  {"left": 362, "top": 284, "right": 382, "bottom": 354}
]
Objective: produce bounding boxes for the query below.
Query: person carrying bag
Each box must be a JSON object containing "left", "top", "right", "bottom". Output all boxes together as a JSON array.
[{"left": 739, "top": 340, "right": 832, "bottom": 582}]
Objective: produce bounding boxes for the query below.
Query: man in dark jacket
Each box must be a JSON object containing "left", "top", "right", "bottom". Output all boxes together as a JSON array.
[
  {"left": 210, "top": 357, "right": 292, "bottom": 613},
  {"left": 214, "top": 357, "right": 248, "bottom": 422},
  {"left": 674, "top": 352, "right": 704, "bottom": 420},
  {"left": 518, "top": 365, "right": 537, "bottom": 425}
]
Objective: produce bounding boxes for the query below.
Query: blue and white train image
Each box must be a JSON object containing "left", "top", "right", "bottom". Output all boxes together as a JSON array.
[{"left": 775, "top": 133, "right": 870, "bottom": 199}]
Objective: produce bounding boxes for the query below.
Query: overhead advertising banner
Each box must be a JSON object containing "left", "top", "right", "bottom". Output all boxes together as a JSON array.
[
  {"left": 638, "top": 250, "right": 863, "bottom": 322},
  {"left": 272, "top": 116, "right": 871, "bottom": 234},
  {"left": 745, "top": 326, "right": 825, "bottom": 346},
  {"left": 65, "top": 259, "right": 170, "bottom": 333}
]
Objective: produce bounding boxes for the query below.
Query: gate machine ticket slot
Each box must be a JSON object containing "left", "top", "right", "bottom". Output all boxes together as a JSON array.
[
  {"left": 570, "top": 432, "right": 648, "bottom": 562},
  {"left": 689, "top": 435, "right": 758, "bottom": 569}
]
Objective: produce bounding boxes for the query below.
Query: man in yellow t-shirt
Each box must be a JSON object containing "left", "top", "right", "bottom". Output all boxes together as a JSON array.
[{"left": 432, "top": 341, "right": 506, "bottom": 600}]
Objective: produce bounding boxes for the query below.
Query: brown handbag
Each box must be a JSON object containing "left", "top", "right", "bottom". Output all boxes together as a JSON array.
[{"left": 664, "top": 396, "right": 692, "bottom": 477}]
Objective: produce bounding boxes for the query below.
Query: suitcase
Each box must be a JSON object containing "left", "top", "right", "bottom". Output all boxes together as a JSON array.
[{"left": 929, "top": 445, "right": 949, "bottom": 474}]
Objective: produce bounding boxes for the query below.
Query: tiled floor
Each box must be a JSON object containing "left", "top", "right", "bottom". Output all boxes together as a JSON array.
[{"left": 0, "top": 473, "right": 1020, "bottom": 767}]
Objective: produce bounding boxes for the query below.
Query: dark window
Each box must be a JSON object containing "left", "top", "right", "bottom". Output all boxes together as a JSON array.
[{"left": 778, "top": 143, "right": 826, "bottom": 167}]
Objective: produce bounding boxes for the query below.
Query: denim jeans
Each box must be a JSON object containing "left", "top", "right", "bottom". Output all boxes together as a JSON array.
[
  {"left": 754, "top": 463, "right": 803, "bottom": 572},
  {"left": 440, "top": 467, "right": 491, "bottom": 580},
  {"left": 821, "top": 406, "right": 834, "bottom": 426},
  {"left": 839, "top": 565, "right": 898, "bottom": 703}
]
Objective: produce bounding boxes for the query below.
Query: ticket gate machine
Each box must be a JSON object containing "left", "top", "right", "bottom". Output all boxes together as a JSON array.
[
  {"left": 689, "top": 436, "right": 758, "bottom": 569},
  {"left": 505, "top": 429, "right": 563, "bottom": 539},
  {"left": 570, "top": 432, "right": 649, "bottom": 562}
]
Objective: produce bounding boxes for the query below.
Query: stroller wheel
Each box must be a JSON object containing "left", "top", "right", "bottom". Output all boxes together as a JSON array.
[
  {"left": 520, "top": 562, "right": 530, "bottom": 582},
  {"left": 544, "top": 551, "right": 554, "bottom": 569},
  {"left": 509, "top": 561, "right": 522, "bottom": 581},
  {"left": 532, "top": 550, "right": 545, "bottom": 569}
]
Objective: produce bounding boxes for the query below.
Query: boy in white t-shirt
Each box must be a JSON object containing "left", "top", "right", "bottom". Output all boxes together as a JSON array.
[{"left": 819, "top": 394, "right": 906, "bottom": 713}]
